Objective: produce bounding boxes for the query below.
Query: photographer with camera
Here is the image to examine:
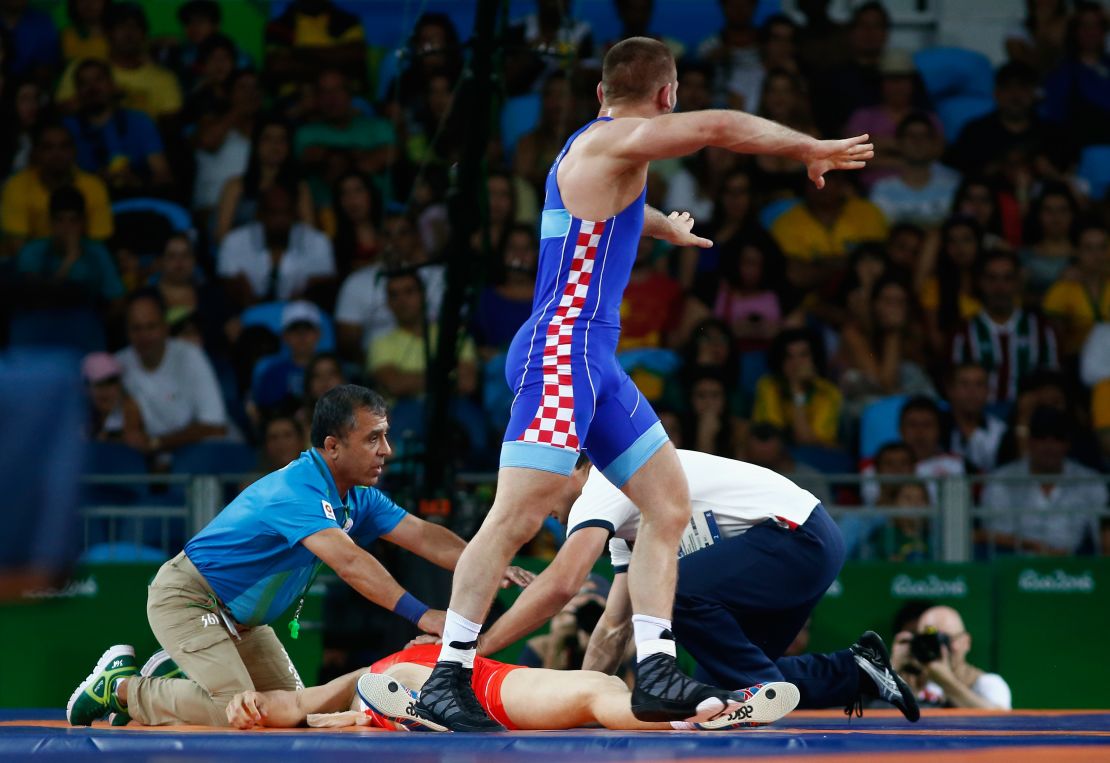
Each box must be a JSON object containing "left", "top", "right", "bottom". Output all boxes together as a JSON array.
[
  {"left": 517, "top": 574, "right": 615, "bottom": 671},
  {"left": 892, "top": 605, "right": 1012, "bottom": 710}
]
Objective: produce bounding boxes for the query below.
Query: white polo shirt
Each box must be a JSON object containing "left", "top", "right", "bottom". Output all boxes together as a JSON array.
[
  {"left": 217, "top": 222, "right": 335, "bottom": 301},
  {"left": 567, "top": 450, "right": 819, "bottom": 572},
  {"left": 116, "top": 339, "right": 228, "bottom": 438},
  {"left": 335, "top": 262, "right": 445, "bottom": 352}
]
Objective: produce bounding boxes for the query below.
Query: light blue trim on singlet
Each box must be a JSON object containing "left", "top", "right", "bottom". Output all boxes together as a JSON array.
[
  {"left": 540, "top": 208, "right": 572, "bottom": 240},
  {"left": 500, "top": 440, "right": 579, "bottom": 476},
  {"left": 600, "top": 421, "right": 669, "bottom": 488}
]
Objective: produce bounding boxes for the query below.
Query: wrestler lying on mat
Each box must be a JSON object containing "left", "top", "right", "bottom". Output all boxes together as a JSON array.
[{"left": 224, "top": 643, "right": 799, "bottom": 731}]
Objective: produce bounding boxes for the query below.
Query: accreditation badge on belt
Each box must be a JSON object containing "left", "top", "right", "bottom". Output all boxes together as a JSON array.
[{"left": 677, "top": 510, "right": 721, "bottom": 559}]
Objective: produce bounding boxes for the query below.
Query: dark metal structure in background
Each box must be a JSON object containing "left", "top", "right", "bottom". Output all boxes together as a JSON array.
[{"left": 422, "top": 0, "right": 504, "bottom": 503}]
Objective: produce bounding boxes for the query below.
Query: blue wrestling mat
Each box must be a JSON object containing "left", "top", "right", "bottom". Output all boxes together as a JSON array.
[{"left": 3, "top": 708, "right": 1109, "bottom": 761}]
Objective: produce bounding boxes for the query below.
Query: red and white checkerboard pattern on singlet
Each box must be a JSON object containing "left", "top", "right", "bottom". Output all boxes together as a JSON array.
[{"left": 519, "top": 219, "right": 606, "bottom": 451}]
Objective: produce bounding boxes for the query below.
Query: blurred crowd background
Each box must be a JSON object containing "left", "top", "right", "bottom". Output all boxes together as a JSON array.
[{"left": 1, "top": 0, "right": 1109, "bottom": 567}]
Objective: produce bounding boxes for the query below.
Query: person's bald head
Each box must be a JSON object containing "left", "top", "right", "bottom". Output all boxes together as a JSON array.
[
  {"left": 600, "top": 36, "right": 677, "bottom": 112},
  {"left": 918, "top": 606, "right": 972, "bottom": 662}
]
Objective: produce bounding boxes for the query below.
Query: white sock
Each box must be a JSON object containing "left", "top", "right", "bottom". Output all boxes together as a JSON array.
[
  {"left": 438, "top": 609, "right": 482, "bottom": 668},
  {"left": 670, "top": 721, "right": 695, "bottom": 730},
  {"left": 632, "top": 614, "right": 676, "bottom": 662}
]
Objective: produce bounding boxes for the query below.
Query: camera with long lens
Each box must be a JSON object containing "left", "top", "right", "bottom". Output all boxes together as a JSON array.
[{"left": 910, "top": 627, "right": 951, "bottom": 664}]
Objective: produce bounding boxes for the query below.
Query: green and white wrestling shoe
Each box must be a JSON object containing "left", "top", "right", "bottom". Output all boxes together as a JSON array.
[
  {"left": 356, "top": 672, "right": 447, "bottom": 732},
  {"left": 140, "top": 649, "right": 187, "bottom": 680},
  {"left": 107, "top": 648, "right": 190, "bottom": 725},
  {"left": 693, "top": 682, "right": 800, "bottom": 729},
  {"left": 67, "top": 645, "right": 138, "bottom": 726}
]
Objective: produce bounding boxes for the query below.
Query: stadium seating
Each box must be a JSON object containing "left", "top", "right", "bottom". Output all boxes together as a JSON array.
[
  {"left": 170, "top": 441, "right": 260, "bottom": 476},
  {"left": 858, "top": 394, "right": 910, "bottom": 461},
  {"left": 500, "top": 93, "right": 542, "bottom": 159},
  {"left": 240, "top": 301, "right": 338, "bottom": 352},
  {"left": 913, "top": 46, "right": 995, "bottom": 101},
  {"left": 1077, "top": 144, "right": 1110, "bottom": 201},
  {"left": 9, "top": 308, "right": 107, "bottom": 354},
  {"left": 936, "top": 95, "right": 995, "bottom": 142}
]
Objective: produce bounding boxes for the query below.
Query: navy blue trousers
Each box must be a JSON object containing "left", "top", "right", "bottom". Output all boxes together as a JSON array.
[{"left": 672, "top": 504, "right": 858, "bottom": 709}]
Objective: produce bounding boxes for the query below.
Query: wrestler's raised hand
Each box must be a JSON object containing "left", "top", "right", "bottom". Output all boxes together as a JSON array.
[{"left": 804, "top": 134, "right": 874, "bottom": 189}]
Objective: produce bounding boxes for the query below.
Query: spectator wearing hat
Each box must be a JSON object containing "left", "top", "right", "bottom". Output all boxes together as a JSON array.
[
  {"left": 844, "top": 49, "right": 944, "bottom": 190},
  {"left": 56, "top": 2, "right": 182, "bottom": 123},
  {"left": 83, "top": 351, "right": 148, "bottom": 450},
  {"left": 14, "top": 184, "right": 123, "bottom": 304},
  {"left": 115, "top": 289, "right": 229, "bottom": 455},
  {"left": 251, "top": 301, "right": 324, "bottom": 412},
  {"left": 980, "top": 406, "right": 1108, "bottom": 555},
  {"left": 218, "top": 184, "right": 336, "bottom": 308}
]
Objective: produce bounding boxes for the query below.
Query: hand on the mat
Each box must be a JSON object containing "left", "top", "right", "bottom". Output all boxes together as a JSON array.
[
  {"left": 405, "top": 633, "right": 442, "bottom": 648},
  {"left": 226, "top": 690, "right": 268, "bottom": 729},
  {"left": 501, "top": 565, "right": 535, "bottom": 589},
  {"left": 418, "top": 608, "right": 447, "bottom": 636}
]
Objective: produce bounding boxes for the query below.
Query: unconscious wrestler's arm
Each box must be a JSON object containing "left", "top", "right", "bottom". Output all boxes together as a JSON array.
[
  {"left": 582, "top": 572, "right": 633, "bottom": 674},
  {"left": 225, "top": 668, "right": 366, "bottom": 729}
]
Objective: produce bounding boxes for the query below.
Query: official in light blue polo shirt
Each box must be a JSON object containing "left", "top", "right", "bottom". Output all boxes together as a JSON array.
[
  {"left": 185, "top": 447, "right": 408, "bottom": 626},
  {"left": 66, "top": 385, "right": 534, "bottom": 728},
  {"left": 183, "top": 384, "right": 471, "bottom": 634}
]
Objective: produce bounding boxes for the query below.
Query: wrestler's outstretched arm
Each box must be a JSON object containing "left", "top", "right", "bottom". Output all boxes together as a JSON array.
[
  {"left": 225, "top": 668, "right": 366, "bottom": 729},
  {"left": 597, "top": 112, "right": 872, "bottom": 189}
]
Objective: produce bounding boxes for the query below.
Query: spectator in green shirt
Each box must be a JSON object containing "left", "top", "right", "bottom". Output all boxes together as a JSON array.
[{"left": 15, "top": 184, "right": 124, "bottom": 304}]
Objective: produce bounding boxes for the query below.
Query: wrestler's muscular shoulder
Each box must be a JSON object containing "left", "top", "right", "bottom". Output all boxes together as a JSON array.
[{"left": 557, "top": 118, "right": 649, "bottom": 221}]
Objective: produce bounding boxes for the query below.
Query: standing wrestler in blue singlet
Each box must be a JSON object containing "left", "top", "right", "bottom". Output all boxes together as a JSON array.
[{"left": 416, "top": 37, "right": 875, "bottom": 731}]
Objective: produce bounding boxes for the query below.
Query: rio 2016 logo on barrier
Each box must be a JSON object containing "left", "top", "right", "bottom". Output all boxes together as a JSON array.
[
  {"left": 1017, "top": 569, "right": 1095, "bottom": 593},
  {"left": 890, "top": 574, "right": 968, "bottom": 598}
]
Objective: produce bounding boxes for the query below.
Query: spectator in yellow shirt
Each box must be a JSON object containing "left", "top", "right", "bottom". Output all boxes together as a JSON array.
[
  {"left": 368, "top": 271, "right": 477, "bottom": 401},
  {"left": 57, "top": 3, "right": 182, "bottom": 122},
  {"left": 264, "top": 0, "right": 367, "bottom": 93},
  {"left": 771, "top": 171, "right": 888, "bottom": 263},
  {"left": 1, "top": 123, "right": 113, "bottom": 257},
  {"left": 61, "top": 0, "right": 110, "bottom": 64},
  {"left": 752, "top": 327, "right": 843, "bottom": 448},
  {"left": 1043, "top": 220, "right": 1110, "bottom": 358}
]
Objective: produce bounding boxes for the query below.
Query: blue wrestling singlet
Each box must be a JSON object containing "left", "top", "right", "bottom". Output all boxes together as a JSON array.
[{"left": 500, "top": 117, "right": 667, "bottom": 486}]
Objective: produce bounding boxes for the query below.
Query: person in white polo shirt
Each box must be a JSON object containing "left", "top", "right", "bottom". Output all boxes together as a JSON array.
[
  {"left": 115, "top": 289, "right": 229, "bottom": 455},
  {"left": 218, "top": 184, "right": 335, "bottom": 307},
  {"left": 477, "top": 449, "right": 921, "bottom": 722}
]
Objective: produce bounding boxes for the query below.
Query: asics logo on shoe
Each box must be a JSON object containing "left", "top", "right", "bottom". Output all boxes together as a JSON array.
[
  {"left": 860, "top": 662, "right": 900, "bottom": 698},
  {"left": 110, "top": 660, "right": 124, "bottom": 669},
  {"left": 726, "top": 705, "right": 755, "bottom": 722},
  {"left": 405, "top": 704, "right": 420, "bottom": 718}
]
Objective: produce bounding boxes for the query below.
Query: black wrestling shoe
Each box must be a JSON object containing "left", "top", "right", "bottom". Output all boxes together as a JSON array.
[
  {"left": 631, "top": 631, "right": 743, "bottom": 723},
  {"left": 848, "top": 630, "right": 920, "bottom": 722},
  {"left": 412, "top": 660, "right": 507, "bottom": 732}
]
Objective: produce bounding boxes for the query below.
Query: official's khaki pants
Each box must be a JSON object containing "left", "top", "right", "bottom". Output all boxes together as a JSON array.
[{"left": 127, "top": 551, "right": 303, "bottom": 726}]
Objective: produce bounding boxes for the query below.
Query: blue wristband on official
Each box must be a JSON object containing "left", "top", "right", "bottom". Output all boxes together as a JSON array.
[{"left": 393, "top": 592, "right": 429, "bottom": 625}]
